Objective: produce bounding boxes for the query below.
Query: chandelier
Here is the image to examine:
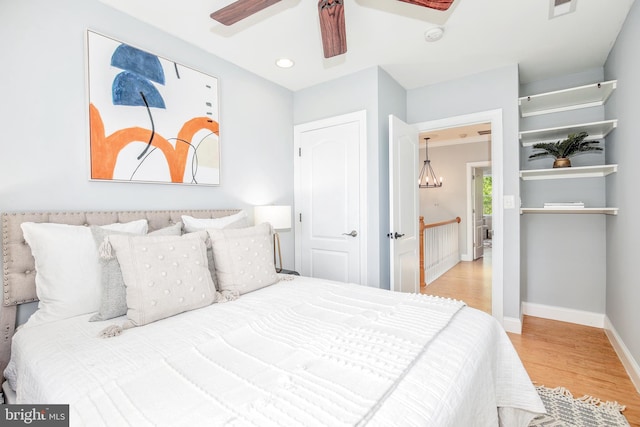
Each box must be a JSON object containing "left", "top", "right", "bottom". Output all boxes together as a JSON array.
[{"left": 418, "top": 137, "right": 443, "bottom": 188}]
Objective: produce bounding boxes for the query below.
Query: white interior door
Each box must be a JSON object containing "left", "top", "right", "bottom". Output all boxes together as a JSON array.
[
  {"left": 473, "top": 167, "right": 484, "bottom": 260},
  {"left": 294, "top": 111, "right": 366, "bottom": 284},
  {"left": 389, "top": 115, "right": 419, "bottom": 293}
]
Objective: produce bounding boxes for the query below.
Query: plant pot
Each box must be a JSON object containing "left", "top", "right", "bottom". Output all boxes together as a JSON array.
[{"left": 553, "top": 158, "right": 571, "bottom": 168}]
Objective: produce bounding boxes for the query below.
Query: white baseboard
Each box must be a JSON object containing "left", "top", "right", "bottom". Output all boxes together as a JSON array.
[
  {"left": 503, "top": 316, "right": 522, "bottom": 334},
  {"left": 604, "top": 316, "right": 640, "bottom": 394},
  {"left": 460, "top": 254, "right": 473, "bottom": 262},
  {"left": 522, "top": 302, "right": 605, "bottom": 328},
  {"left": 426, "top": 257, "right": 460, "bottom": 284}
]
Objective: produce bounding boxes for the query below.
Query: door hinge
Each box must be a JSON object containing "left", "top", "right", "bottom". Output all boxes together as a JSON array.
[
  {"left": 299, "top": 213, "right": 302, "bottom": 222},
  {"left": 298, "top": 147, "right": 302, "bottom": 157}
]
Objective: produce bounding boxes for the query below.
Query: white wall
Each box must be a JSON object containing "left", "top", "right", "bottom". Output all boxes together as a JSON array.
[
  {"left": 0, "top": 2, "right": 294, "bottom": 264},
  {"left": 407, "top": 65, "right": 521, "bottom": 320},
  {"left": 604, "top": 0, "right": 640, "bottom": 371},
  {"left": 420, "top": 141, "right": 491, "bottom": 259}
]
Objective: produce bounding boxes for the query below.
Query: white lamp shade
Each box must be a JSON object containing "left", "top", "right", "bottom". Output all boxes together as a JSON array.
[{"left": 254, "top": 205, "right": 292, "bottom": 230}]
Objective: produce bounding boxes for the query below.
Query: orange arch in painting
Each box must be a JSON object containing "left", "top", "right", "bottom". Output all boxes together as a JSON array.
[{"left": 89, "top": 103, "right": 219, "bottom": 182}]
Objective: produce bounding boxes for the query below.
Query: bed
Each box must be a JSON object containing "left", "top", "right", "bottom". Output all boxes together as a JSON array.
[{"left": 1, "top": 209, "right": 545, "bottom": 426}]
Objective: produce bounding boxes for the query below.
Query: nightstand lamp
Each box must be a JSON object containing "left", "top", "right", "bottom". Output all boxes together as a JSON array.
[{"left": 254, "top": 205, "right": 291, "bottom": 273}]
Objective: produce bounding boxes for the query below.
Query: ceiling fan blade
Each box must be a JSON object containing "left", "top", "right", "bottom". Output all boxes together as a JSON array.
[
  {"left": 318, "top": 0, "right": 347, "bottom": 58},
  {"left": 397, "top": 0, "right": 454, "bottom": 11},
  {"left": 210, "top": 0, "right": 281, "bottom": 25}
]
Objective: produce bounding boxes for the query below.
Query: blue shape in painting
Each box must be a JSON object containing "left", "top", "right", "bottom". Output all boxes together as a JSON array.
[
  {"left": 112, "top": 72, "right": 166, "bottom": 108},
  {"left": 111, "top": 44, "right": 165, "bottom": 84}
]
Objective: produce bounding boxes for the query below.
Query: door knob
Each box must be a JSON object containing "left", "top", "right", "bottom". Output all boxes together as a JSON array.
[
  {"left": 342, "top": 230, "right": 358, "bottom": 237},
  {"left": 394, "top": 232, "right": 405, "bottom": 239}
]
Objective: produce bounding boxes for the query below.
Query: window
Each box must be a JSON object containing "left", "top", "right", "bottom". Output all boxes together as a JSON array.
[{"left": 483, "top": 176, "right": 492, "bottom": 215}]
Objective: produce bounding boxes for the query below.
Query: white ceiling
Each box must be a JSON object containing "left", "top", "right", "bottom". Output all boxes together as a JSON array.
[
  {"left": 98, "top": 0, "right": 635, "bottom": 91},
  {"left": 420, "top": 122, "right": 491, "bottom": 147}
]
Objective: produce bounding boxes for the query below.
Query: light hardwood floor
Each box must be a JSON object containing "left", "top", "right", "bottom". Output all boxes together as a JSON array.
[{"left": 421, "top": 249, "right": 640, "bottom": 426}]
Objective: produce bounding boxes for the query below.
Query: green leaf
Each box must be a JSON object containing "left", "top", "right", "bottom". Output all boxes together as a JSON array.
[{"left": 528, "top": 131, "right": 601, "bottom": 160}]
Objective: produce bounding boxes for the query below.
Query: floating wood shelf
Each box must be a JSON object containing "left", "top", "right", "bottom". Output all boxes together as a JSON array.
[
  {"left": 520, "top": 207, "right": 619, "bottom": 215},
  {"left": 520, "top": 120, "right": 617, "bottom": 146},
  {"left": 520, "top": 164, "right": 617, "bottom": 181},
  {"left": 519, "top": 80, "right": 617, "bottom": 117}
]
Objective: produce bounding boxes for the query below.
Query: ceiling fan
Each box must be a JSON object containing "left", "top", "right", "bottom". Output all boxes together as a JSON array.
[{"left": 210, "top": 0, "right": 455, "bottom": 58}]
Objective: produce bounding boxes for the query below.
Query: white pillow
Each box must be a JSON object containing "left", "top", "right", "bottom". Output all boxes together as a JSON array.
[
  {"left": 181, "top": 211, "right": 248, "bottom": 233},
  {"left": 108, "top": 232, "right": 215, "bottom": 327},
  {"left": 89, "top": 222, "right": 183, "bottom": 322},
  {"left": 208, "top": 223, "right": 278, "bottom": 295},
  {"left": 20, "top": 219, "right": 148, "bottom": 327},
  {"left": 102, "top": 219, "right": 148, "bottom": 234}
]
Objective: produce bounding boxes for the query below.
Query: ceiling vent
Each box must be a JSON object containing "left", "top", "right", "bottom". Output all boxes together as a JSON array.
[{"left": 549, "top": 0, "right": 576, "bottom": 19}]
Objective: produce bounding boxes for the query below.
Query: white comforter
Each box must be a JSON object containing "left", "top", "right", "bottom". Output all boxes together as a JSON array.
[{"left": 5, "top": 277, "right": 544, "bottom": 426}]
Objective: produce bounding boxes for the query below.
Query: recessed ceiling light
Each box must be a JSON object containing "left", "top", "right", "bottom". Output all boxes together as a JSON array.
[
  {"left": 424, "top": 27, "right": 445, "bottom": 42},
  {"left": 275, "top": 58, "right": 295, "bottom": 68}
]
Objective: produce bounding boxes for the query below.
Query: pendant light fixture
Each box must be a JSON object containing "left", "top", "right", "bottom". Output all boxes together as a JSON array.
[{"left": 418, "top": 137, "right": 443, "bottom": 188}]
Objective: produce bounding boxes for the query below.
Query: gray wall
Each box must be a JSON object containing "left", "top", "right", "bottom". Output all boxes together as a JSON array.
[
  {"left": 293, "top": 67, "right": 406, "bottom": 289},
  {"left": 604, "top": 0, "right": 640, "bottom": 368},
  {"left": 407, "top": 65, "right": 522, "bottom": 320},
  {"left": 519, "top": 68, "right": 607, "bottom": 313},
  {"left": 420, "top": 141, "right": 491, "bottom": 259},
  {"left": 376, "top": 69, "right": 408, "bottom": 290},
  {"left": 0, "top": 2, "right": 294, "bottom": 263}
]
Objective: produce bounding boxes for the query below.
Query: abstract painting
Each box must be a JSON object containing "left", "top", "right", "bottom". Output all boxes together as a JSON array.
[{"left": 86, "top": 30, "right": 220, "bottom": 185}]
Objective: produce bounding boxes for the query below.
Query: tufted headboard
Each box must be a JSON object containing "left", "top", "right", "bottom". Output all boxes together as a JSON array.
[{"left": 0, "top": 209, "right": 240, "bottom": 377}]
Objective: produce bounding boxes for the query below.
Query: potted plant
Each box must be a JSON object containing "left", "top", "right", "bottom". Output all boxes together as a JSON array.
[{"left": 528, "top": 131, "right": 602, "bottom": 168}]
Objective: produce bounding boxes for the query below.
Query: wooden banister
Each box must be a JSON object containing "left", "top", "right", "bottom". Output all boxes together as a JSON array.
[
  {"left": 419, "top": 216, "right": 461, "bottom": 287},
  {"left": 419, "top": 216, "right": 425, "bottom": 287},
  {"left": 422, "top": 216, "right": 461, "bottom": 230}
]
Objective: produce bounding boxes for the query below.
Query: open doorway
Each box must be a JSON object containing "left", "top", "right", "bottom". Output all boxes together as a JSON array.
[
  {"left": 481, "top": 172, "right": 493, "bottom": 250},
  {"left": 418, "top": 121, "right": 493, "bottom": 314},
  {"left": 467, "top": 162, "right": 492, "bottom": 262},
  {"left": 482, "top": 172, "right": 493, "bottom": 251}
]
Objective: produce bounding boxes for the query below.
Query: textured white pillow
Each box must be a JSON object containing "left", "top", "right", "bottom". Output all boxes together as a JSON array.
[
  {"left": 182, "top": 211, "right": 248, "bottom": 289},
  {"left": 108, "top": 232, "right": 215, "bottom": 327},
  {"left": 208, "top": 223, "right": 278, "bottom": 295},
  {"left": 181, "top": 211, "right": 248, "bottom": 233},
  {"left": 89, "top": 222, "right": 183, "bottom": 322},
  {"left": 20, "top": 220, "right": 148, "bottom": 327}
]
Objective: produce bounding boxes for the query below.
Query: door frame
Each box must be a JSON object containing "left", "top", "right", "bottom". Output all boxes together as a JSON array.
[
  {"left": 413, "top": 109, "right": 504, "bottom": 325},
  {"left": 465, "top": 161, "right": 491, "bottom": 262},
  {"left": 293, "top": 110, "right": 368, "bottom": 285}
]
